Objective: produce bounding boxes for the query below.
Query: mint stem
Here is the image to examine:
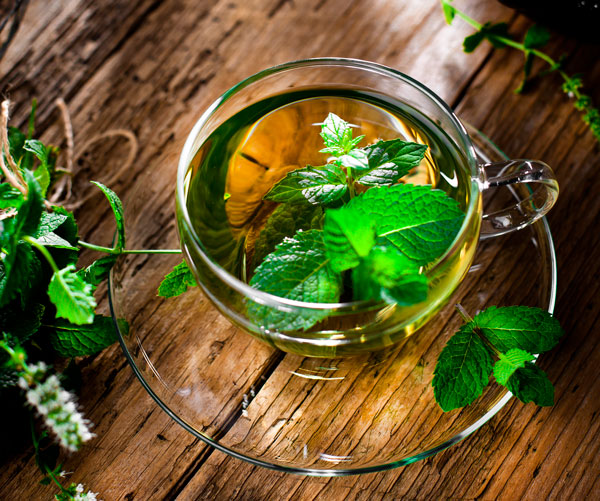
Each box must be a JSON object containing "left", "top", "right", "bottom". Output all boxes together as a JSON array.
[
  {"left": 23, "top": 236, "right": 60, "bottom": 273},
  {"left": 78, "top": 240, "right": 180, "bottom": 255}
]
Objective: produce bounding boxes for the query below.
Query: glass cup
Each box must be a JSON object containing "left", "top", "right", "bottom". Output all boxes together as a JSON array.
[{"left": 176, "top": 58, "right": 558, "bottom": 357}]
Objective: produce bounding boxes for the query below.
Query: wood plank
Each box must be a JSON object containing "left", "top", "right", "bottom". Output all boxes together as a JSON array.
[{"left": 4, "top": 0, "right": 599, "bottom": 499}]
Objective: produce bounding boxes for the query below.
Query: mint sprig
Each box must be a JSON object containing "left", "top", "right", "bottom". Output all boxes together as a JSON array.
[
  {"left": 440, "top": 0, "right": 600, "bottom": 142},
  {"left": 433, "top": 305, "right": 564, "bottom": 411},
  {"left": 248, "top": 113, "right": 463, "bottom": 331}
]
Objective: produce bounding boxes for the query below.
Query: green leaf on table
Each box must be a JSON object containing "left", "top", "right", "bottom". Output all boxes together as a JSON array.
[
  {"left": 48, "top": 315, "right": 118, "bottom": 357},
  {"left": 252, "top": 203, "right": 323, "bottom": 268},
  {"left": 506, "top": 362, "right": 554, "bottom": 406},
  {"left": 357, "top": 139, "right": 428, "bottom": 186},
  {"left": 319, "top": 113, "right": 363, "bottom": 155},
  {"left": 0, "top": 302, "right": 45, "bottom": 343},
  {"left": 351, "top": 246, "right": 428, "bottom": 306},
  {"left": 493, "top": 348, "right": 535, "bottom": 385},
  {"left": 263, "top": 165, "right": 347, "bottom": 205},
  {"left": 91, "top": 181, "right": 125, "bottom": 250},
  {"left": 523, "top": 24, "right": 550, "bottom": 49},
  {"left": 47, "top": 264, "right": 96, "bottom": 325},
  {"left": 463, "top": 22, "right": 510, "bottom": 53},
  {"left": 473, "top": 306, "right": 564, "bottom": 353},
  {"left": 249, "top": 229, "right": 341, "bottom": 331},
  {"left": 432, "top": 324, "right": 494, "bottom": 411},
  {"left": 441, "top": 0, "right": 456, "bottom": 25},
  {"left": 77, "top": 255, "right": 118, "bottom": 288},
  {"left": 158, "top": 261, "right": 197, "bottom": 298},
  {"left": 323, "top": 203, "right": 375, "bottom": 272},
  {"left": 351, "top": 184, "right": 464, "bottom": 265}
]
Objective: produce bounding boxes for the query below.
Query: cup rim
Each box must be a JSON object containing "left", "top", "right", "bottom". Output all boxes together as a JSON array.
[{"left": 176, "top": 57, "right": 481, "bottom": 311}]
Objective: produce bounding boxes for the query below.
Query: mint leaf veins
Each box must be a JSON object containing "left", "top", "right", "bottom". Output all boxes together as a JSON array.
[{"left": 433, "top": 306, "right": 565, "bottom": 411}]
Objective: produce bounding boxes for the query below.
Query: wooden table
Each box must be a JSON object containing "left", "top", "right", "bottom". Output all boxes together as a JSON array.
[{"left": 1, "top": 0, "right": 600, "bottom": 499}]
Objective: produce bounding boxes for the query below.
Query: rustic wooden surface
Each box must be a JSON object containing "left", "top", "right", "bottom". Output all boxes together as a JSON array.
[{"left": 1, "top": 0, "right": 600, "bottom": 499}]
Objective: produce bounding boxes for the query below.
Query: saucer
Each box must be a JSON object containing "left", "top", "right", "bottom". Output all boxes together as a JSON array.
[{"left": 108, "top": 124, "right": 556, "bottom": 475}]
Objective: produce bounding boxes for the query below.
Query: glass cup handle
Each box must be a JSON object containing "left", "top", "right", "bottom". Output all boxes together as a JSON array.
[{"left": 478, "top": 159, "right": 559, "bottom": 239}]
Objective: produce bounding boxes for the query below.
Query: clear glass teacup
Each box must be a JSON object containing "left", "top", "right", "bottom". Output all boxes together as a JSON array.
[{"left": 176, "top": 58, "right": 558, "bottom": 358}]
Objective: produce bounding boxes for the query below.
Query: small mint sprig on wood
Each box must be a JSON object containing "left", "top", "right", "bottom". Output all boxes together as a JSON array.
[
  {"left": 432, "top": 305, "right": 564, "bottom": 411},
  {"left": 441, "top": 0, "right": 600, "bottom": 143}
]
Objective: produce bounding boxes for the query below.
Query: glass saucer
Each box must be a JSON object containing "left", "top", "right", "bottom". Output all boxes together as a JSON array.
[{"left": 108, "top": 124, "right": 556, "bottom": 475}]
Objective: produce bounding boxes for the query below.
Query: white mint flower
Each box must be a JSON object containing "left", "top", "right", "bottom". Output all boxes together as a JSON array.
[
  {"left": 73, "top": 483, "right": 100, "bottom": 501},
  {"left": 21, "top": 363, "right": 94, "bottom": 452}
]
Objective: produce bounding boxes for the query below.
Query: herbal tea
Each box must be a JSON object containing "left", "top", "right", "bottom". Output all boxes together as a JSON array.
[{"left": 182, "top": 90, "right": 479, "bottom": 355}]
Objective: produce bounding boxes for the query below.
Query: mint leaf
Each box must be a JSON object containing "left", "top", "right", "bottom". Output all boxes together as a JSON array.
[
  {"left": 8, "top": 126, "right": 26, "bottom": 163},
  {"left": 493, "top": 348, "right": 535, "bottom": 385},
  {"left": 158, "top": 261, "right": 197, "bottom": 298},
  {"left": 51, "top": 206, "right": 79, "bottom": 246},
  {"left": 351, "top": 246, "right": 427, "bottom": 305},
  {"left": 23, "top": 139, "right": 49, "bottom": 164},
  {"left": 463, "top": 30, "right": 486, "bottom": 53},
  {"left": 473, "top": 306, "right": 563, "bottom": 353},
  {"left": 33, "top": 232, "right": 78, "bottom": 250},
  {"left": 91, "top": 181, "right": 125, "bottom": 250},
  {"left": 263, "top": 165, "right": 347, "bottom": 205},
  {"left": 432, "top": 324, "right": 494, "bottom": 411},
  {"left": 515, "top": 51, "right": 534, "bottom": 94},
  {"left": 16, "top": 170, "right": 44, "bottom": 238},
  {"left": 23, "top": 139, "right": 52, "bottom": 196},
  {"left": 357, "top": 139, "right": 428, "bottom": 186},
  {"left": 319, "top": 113, "right": 362, "bottom": 155},
  {"left": 34, "top": 212, "right": 68, "bottom": 238},
  {"left": 0, "top": 243, "right": 40, "bottom": 307},
  {"left": 323, "top": 204, "right": 375, "bottom": 272},
  {"left": 338, "top": 149, "right": 369, "bottom": 171},
  {"left": 77, "top": 255, "right": 117, "bottom": 287},
  {"left": 48, "top": 264, "right": 96, "bottom": 325},
  {"left": 0, "top": 183, "right": 23, "bottom": 209},
  {"left": 352, "top": 184, "right": 464, "bottom": 265},
  {"left": 463, "top": 22, "right": 509, "bottom": 53},
  {"left": 0, "top": 302, "right": 45, "bottom": 343},
  {"left": 506, "top": 362, "right": 554, "bottom": 406},
  {"left": 48, "top": 315, "right": 118, "bottom": 357},
  {"left": 33, "top": 164, "right": 50, "bottom": 197},
  {"left": 252, "top": 203, "right": 323, "bottom": 268},
  {"left": 441, "top": 0, "right": 456, "bottom": 24},
  {"left": 249, "top": 229, "right": 341, "bottom": 331},
  {"left": 523, "top": 24, "right": 550, "bottom": 49}
]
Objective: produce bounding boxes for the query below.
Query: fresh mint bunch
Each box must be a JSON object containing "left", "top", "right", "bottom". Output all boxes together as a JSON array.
[
  {"left": 0, "top": 99, "right": 187, "bottom": 501},
  {"left": 432, "top": 305, "right": 564, "bottom": 411},
  {"left": 441, "top": 0, "right": 600, "bottom": 142},
  {"left": 248, "top": 113, "right": 464, "bottom": 330}
]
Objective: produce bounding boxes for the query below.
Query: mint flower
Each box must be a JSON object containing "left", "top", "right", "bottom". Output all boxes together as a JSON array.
[
  {"left": 73, "top": 483, "right": 100, "bottom": 501},
  {"left": 18, "top": 362, "right": 94, "bottom": 452},
  {"left": 54, "top": 482, "right": 101, "bottom": 501}
]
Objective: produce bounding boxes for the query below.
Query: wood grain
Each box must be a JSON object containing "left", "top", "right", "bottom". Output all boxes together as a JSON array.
[{"left": 1, "top": 0, "right": 599, "bottom": 499}]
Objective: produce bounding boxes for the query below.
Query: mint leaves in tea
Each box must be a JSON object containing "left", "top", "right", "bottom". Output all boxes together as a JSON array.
[{"left": 182, "top": 90, "right": 481, "bottom": 354}]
